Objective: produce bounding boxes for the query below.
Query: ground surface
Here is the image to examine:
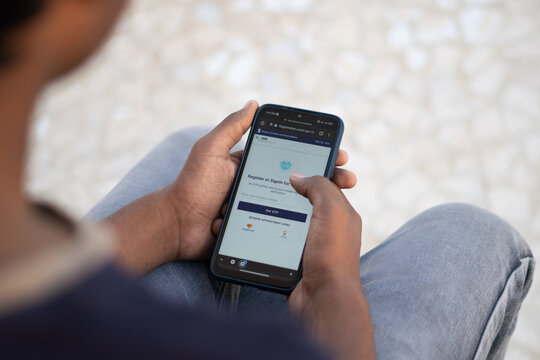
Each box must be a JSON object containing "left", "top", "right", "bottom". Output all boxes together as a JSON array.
[{"left": 27, "top": 0, "right": 539, "bottom": 357}]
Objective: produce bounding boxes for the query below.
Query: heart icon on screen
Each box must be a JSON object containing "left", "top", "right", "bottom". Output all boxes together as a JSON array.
[{"left": 280, "top": 161, "right": 292, "bottom": 170}]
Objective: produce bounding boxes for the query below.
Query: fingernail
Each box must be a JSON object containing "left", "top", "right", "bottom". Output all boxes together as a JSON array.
[{"left": 290, "top": 172, "right": 305, "bottom": 180}]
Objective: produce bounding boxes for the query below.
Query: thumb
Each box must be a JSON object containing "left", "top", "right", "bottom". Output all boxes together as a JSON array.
[
  {"left": 207, "top": 100, "right": 259, "bottom": 150},
  {"left": 289, "top": 173, "right": 334, "bottom": 206}
]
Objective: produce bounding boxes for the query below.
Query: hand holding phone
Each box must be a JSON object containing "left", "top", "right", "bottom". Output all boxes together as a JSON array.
[
  {"left": 288, "top": 173, "right": 363, "bottom": 288},
  {"left": 287, "top": 174, "right": 375, "bottom": 360},
  {"left": 167, "top": 101, "right": 260, "bottom": 261}
]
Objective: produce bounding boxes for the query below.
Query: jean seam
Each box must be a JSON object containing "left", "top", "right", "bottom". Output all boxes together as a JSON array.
[{"left": 471, "top": 255, "right": 534, "bottom": 360}]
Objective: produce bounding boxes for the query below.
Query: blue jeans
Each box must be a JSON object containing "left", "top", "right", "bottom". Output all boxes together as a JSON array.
[{"left": 86, "top": 127, "right": 534, "bottom": 360}]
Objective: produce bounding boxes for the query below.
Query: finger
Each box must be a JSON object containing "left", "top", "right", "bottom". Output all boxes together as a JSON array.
[
  {"left": 289, "top": 173, "right": 339, "bottom": 206},
  {"left": 221, "top": 203, "right": 227, "bottom": 217},
  {"left": 212, "top": 219, "right": 223, "bottom": 236},
  {"left": 230, "top": 150, "right": 243, "bottom": 163},
  {"left": 335, "top": 149, "right": 349, "bottom": 167},
  {"left": 331, "top": 168, "right": 357, "bottom": 189},
  {"left": 206, "top": 100, "right": 259, "bottom": 150}
]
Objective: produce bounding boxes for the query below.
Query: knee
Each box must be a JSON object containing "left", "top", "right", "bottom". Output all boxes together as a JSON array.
[
  {"left": 399, "top": 203, "right": 535, "bottom": 304},
  {"left": 420, "top": 202, "right": 533, "bottom": 262},
  {"left": 424, "top": 202, "right": 502, "bottom": 229}
]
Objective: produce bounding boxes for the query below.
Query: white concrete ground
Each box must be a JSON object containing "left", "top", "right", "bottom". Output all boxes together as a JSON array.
[{"left": 27, "top": 0, "right": 539, "bottom": 358}]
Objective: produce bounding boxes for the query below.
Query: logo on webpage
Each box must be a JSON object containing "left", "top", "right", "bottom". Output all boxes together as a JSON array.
[
  {"left": 280, "top": 161, "right": 291, "bottom": 170},
  {"left": 274, "top": 156, "right": 296, "bottom": 176},
  {"left": 242, "top": 223, "right": 255, "bottom": 232}
]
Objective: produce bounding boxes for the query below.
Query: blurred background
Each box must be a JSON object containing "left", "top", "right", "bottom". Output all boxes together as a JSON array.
[{"left": 26, "top": 0, "right": 539, "bottom": 358}]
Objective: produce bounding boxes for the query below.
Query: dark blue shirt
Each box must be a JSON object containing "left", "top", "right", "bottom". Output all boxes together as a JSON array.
[{"left": 0, "top": 264, "right": 329, "bottom": 359}]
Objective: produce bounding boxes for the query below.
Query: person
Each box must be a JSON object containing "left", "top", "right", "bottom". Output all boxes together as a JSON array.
[{"left": 0, "top": 1, "right": 534, "bottom": 359}]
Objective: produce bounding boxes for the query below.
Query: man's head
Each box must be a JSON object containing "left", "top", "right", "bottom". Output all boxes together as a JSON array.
[{"left": 0, "top": 0, "right": 126, "bottom": 79}]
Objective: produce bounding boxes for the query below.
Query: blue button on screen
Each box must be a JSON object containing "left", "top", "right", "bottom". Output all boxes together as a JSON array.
[{"left": 237, "top": 201, "right": 307, "bottom": 223}]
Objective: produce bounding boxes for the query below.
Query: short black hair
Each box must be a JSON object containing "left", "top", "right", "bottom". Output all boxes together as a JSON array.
[{"left": 0, "top": 1, "right": 45, "bottom": 65}]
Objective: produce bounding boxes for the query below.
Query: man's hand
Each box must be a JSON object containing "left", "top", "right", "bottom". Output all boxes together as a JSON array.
[
  {"left": 165, "top": 100, "right": 258, "bottom": 260},
  {"left": 288, "top": 174, "right": 375, "bottom": 360},
  {"left": 168, "top": 101, "right": 357, "bottom": 261}
]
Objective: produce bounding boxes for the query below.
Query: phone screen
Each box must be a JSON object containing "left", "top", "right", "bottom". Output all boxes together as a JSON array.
[{"left": 211, "top": 104, "right": 343, "bottom": 291}]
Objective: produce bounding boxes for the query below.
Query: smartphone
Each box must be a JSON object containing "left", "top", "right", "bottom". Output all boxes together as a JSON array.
[{"left": 210, "top": 104, "right": 344, "bottom": 293}]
